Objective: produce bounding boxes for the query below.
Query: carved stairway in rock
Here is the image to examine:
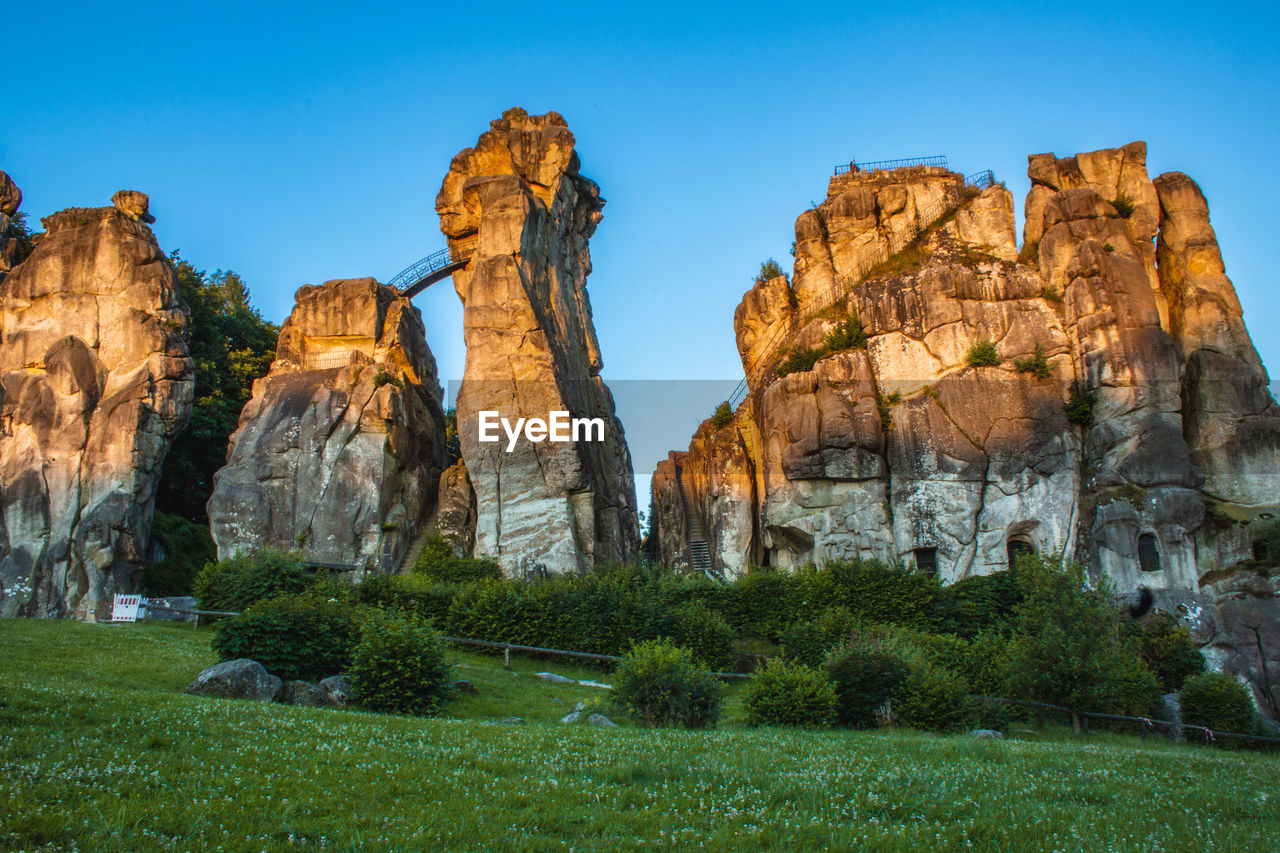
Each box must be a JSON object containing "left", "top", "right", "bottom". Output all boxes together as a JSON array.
[
  {"left": 675, "top": 464, "right": 718, "bottom": 580},
  {"left": 395, "top": 524, "right": 435, "bottom": 574},
  {"left": 388, "top": 239, "right": 478, "bottom": 299}
]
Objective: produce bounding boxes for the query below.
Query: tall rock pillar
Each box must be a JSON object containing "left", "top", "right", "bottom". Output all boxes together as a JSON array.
[
  {"left": 0, "top": 191, "right": 194, "bottom": 619},
  {"left": 436, "top": 108, "right": 639, "bottom": 575}
]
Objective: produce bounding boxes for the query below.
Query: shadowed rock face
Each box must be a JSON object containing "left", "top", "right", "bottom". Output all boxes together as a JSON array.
[
  {"left": 0, "top": 168, "right": 23, "bottom": 274},
  {"left": 0, "top": 192, "right": 194, "bottom": 619},
  {"left": 436, "top": 108, "right": 639, "bottom": 575},
  {"left": 207, "top": 277, "right": 447, "bottom": 570},
  {"left": 652, "top": 143, "right": 1280, "bottom": 715}
]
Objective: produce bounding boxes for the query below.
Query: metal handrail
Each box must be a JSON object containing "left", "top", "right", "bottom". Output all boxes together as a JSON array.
[
  {"left": 387, "top": 239, "right": 478, "bottom": 294},
  {"left": 834, "top": 155, "right": 949, "bottom": 176},
  {"left": 728, "top": 169, "right": 993, "bottom": 411}
]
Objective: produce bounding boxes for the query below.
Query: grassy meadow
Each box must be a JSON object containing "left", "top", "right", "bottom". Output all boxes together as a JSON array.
[{"left": 1, "top": 618, "right": 1277, "bottom": 851}]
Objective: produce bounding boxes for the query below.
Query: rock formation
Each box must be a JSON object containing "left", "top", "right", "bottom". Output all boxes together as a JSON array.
[
  {"left": 207, "top": 278, "right": 448, "bottom": 570},
  {"left": 435, "top": 108, "right": 639, "bottom": 575},
  {"left": 0, "top": 189, "right": 194, "bottom": 619},
  {"left": 0, "top": 168, "right": 23, "bottom": 275},
  {"left": 652, "top": 145, "right": 1280, "bottom": 715}
]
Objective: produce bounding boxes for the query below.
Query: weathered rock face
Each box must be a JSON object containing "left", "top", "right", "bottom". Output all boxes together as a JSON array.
[
  {"left": 427, "top": 459, "right": 477, "bottom": 558},
  {"left": 0, "top": 168, "right": 24, "bottom": 274},
  {"left": 653, "top": 144, "right": 1280, "bottom": 714},
  {"left": 0, "top": 192, "right": 194, "bottom": 619},
  {"left": 436, "top": 108, "right": 639, "bottom": 575},
  {"left": 207, "top": 277, "right": 447, "bottom": 570}
]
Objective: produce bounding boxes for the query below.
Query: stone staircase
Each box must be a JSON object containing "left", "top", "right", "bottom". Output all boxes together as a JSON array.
[
  {"left": 395, "top": 525, "right": 434, "bottom": 574},
  {"left": 675, "top": 465, "right": 718, "bottom": 580}
]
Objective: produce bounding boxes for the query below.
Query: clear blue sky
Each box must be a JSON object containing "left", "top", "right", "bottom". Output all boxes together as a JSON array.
[{"left": 7, "top": 1, "right": 1279, "bottom": 504}]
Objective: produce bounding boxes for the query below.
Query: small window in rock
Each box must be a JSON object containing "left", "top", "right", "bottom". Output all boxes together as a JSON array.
[
  {"left": 1007, "top": 538, "right": 1035, "bottom": 569},
  {"left": 914, "top": 547, "right": 938, "bottom": 577},
  {"left": 1138, "top": 533, "right": 1161, "bottom": 572},
  {"left": 1254, "top": 540, "right": 1269, "bottom": 561}
]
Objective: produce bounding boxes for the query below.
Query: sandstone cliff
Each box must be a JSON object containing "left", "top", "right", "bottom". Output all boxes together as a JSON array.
[
  {"left": 653, "top": 145, "right": 1280, "bottom": 715},
  {"left": 435, "top": 108, "right": 639, "bottom": 575},
  {"left": 0, "top": 168, "right": 23, "bottom": 275},
  {"left": 0, "top": 190, "right": 194, "bottom": 619},
  {"left": 207, "top": 278, "right": 447, "bottom": 570}
]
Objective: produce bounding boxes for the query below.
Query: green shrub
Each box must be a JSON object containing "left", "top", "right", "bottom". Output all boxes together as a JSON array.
[
  {"left": 144, "top": 511, "right": 216, "bottom": 596},
  {"left": 964, "top": 696, "right": 1012, "bottom": 732},
  {"left": 733, "top": 567, "right": 800, "bottom": 641},
  {"left": 794, "top": 558, "right": 940, "bottom": 630},
  {"left": 1020, "top": 240, "right": 1040, "bottom": 265},
  {"left": 445, "top": 580, "right": 531, "bottom": 645},
  {"left": 1124, "top": 611, "right": 1206, "bottom": 692},
  {"left": 824, "top": 313, "right": 867, "bottom": 352},
  {"left": 825, "top": 639, "right": 911, "bottom": 728},
  {"left": 418, "top": 556, "right": 502, "bottom": 585},
  {"left": 710, "top": 401, "right": 733, "bottom": 430},
  {"left": 755, "top": 258, "right": 786, "bottom": 284},
  {"left": 193, "top": 549, "right": 312, "bottom": 612},
  {"left": 349, "top": 613, "right": 452, "bottom": 716},
  {"left": 1004, "top": 554, "right": 1160, "bottom": 725},
  {"left": 1042, "top": 284, "right": 1062, "bottom": 303},
  {"left": 651, "top": 601, "right": 737, "bottom": 671},
  {"left": 1180, "top": 672, "right": 1255, "bottom": 738},
  {"left": 781, "top": 607, "right": 859, "bottom": 666},
  {"left": 966, "top": 339, "right": 1001, "bottom": 367},
  {"left": 412, "top": 531, "right": 456, "bottom": 571},
  {"left": 1013, "top": 342, "right": 1052, "bottom": 380},
  {"left": 743, "top": 659, "right": 838, "bottom": 727},
  {"left": 1111, "top": 194, "right": 1136, "bottom": 218},
  {"left": 894, "top": 661, "right": 972, "bottom": 733},
  {"left": 212, "top": 593, "right": 360, "bottom": 681},
  {"left": 612, "top": 640, "right": 722, "bottom": 728},
  {"left": 353, "top": 573, "right": 459, "bottom": 625},
  {"left": 932, "top": 570, "right": 1022, "bottom": 638},
  {"left": 777, "top": 346, "right": 824, "bottom": 377},
  {"left": 1064, "top": 380, "right": 1095, "bottom": 427}
]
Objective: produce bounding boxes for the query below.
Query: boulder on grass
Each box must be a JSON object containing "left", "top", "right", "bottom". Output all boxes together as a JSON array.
[
  {"left": 283, "top": 680, "right": 330, "bottom": 707},
  {"left": 320, "top": 675, "right": 352, "bottom": 705},
  {"left": 186, "top": 659, "right": 282, "bottom": 702}
]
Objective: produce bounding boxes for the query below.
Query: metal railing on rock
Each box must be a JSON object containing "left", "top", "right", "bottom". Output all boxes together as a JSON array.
[
  {"left": 834, "top": 155, "right": 949, "bottom": 176},
  {"left": 388, "top": 239, "right": 478, "bottom": 298}
]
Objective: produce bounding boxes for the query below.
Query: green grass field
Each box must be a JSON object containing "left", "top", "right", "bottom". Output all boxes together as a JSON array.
[{"left": 2, "top": 619, "right": 1277, "bottom": 851}]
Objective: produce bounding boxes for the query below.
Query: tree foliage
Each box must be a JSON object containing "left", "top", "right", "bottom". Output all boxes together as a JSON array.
[{"left": 156, "top": 254, "right": 278, "bottom": 519}]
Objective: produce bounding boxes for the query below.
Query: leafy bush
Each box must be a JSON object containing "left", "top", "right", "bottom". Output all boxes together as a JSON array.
[
  {"left": 144, "top": 511, "right": 216, "bottom": 596},
  {"left": 781, "top": 607, "right": 859, "bottom": 666},
  {"left": 966, "top": 339, "right": 1001, "bottom": 367},
  {"left": 348, "top": 613, "right": 452, "bottom": 716},
  {"left": 824, "top": 313, "right": 867, "bottom": 352},
  {"left": 777, "top": 346, "right": 824, "bottom": 377},
  {"left": 733, "top": 567, "right": 800, "bottom": 641},
  {"left": 794, "top": 558, "right": 940, "bottom": 630},
  {"left": 1004, "top": 554, "right": 1160, "bottom": 726},
  {"left": 212, "top": 593, "right": 360, "bottom": 681},
  {"left": 1111, "top": 194, "right": 1136, "bottom": 218},
  {"left": 755, "top": 258, "right": 786, "bottom": 284},
  {"left": 964, "top": 696, "right": 1012, "bottom": 732},
  {"left": 418, "top": 556, "right": 502, "bottom": 585},
  {"left": 710, "top": 401, "right": 733, "bottom": 429},
  {"left": 1180, "top": 672, "right": 1255, "bottom": 738},
  {"left": 894, "top": 661, "right": 972, "bottom": 733},
  {"left": 650, "top": 601, "right": 737, "bottom": 671},
  {"left": 1042, "top": 284, "right": 1062, "bottom": 303},
  {"left": 1124, "top": 611, "right": 1206, "bottom": 692},
  {"left": 612, "top": 640, "right": 722, "bottom": 728},
  {"left": 825, "top": 640, "right": 911, "bottom": 728},
  {"left": 1013, "top": 342, "right": 1052, "bottom": 380},
  {"left": 194, "top": 549, "right": 312, "bottom": 612},
  {"left": 932, "top": 570, "right": 1022, "bottom": 638},
  {"left": 353, "top": 573, "right": 458, "bottom": 625},
  {"left": 1064, "top": 380, "right": 1095, "bottom": 427},
  {"left": 412, "top": 531, "right": 456, "bottom": 570},
  {"left": 743, "top": 659, "right": 838, "bottom": 727}
]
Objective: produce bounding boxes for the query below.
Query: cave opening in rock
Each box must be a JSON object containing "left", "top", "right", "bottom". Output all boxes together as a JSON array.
[
  {"left": 1138, "top": 533, "right": 1161, "bottom": 572},
  {"left": 1006, "top": 538, "right": 1036, "bottom": 569},
  {"left": 913, "top": 547, "right": 938, "bottom": 577},
  {"left": 1254, "top": 539, "right": 1269, "bottom": 561}
]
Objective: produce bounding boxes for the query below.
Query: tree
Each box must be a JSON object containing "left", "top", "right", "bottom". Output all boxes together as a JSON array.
[
  {"left": 155, "top": 253, "right": 279, "bottom": 520},
  {"left": 1005, "top": 554, "right": 1159, "bottom": 731}
]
